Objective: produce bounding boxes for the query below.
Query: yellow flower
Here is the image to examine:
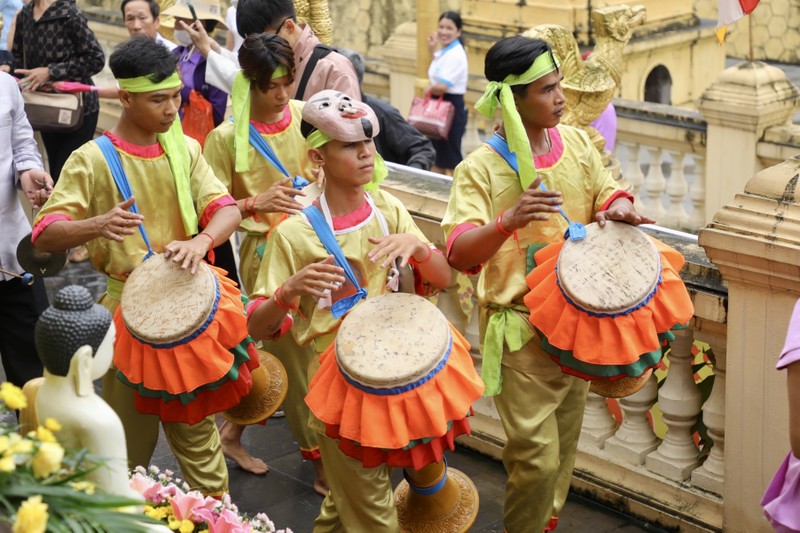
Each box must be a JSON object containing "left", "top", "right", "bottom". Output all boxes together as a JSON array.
[
  {"left": 12, "top": 495, "right": 48, "bottom": 533},
  {"left": 145, "top": 505, "right": 170, "bottom": 520},
  {"left": 0, "top": 382, "right": 27, "bottom": 410},
  {"left": 9, "top": 437, "right": 33, "bottom": 456},
  {"left": 43, "top": 418, "right": 62, "bottom": 432},
  {"left": 0, "top": 455, "right": 15, "bottom": 472},
  {"left": 0, "top": 435, "right": 9, "bottom": 454},
  {"left": 31, "top": 441, "right": 64, "bottom": 478},
  {"left": 69, "top": 480, "right": 96, "bottom": 494},
  {"left": 168, "top": 516, "right": 181, "bottom": 530},
  {"left": 179, "top": 519, "right": 195, "bottom": 533},
  {"left": 36, "top": 426, "right": 57, "bottom": 443}
]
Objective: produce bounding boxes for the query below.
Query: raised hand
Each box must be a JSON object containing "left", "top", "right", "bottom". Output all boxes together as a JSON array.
[
  {"left": 500, "top": 176, "right": 563, "bottom": 232},
  {"left": 367, "top": 234, "right": 426, "bottom": 269},
  {"left": 250, "top": 178, "right": 305, "bottom": 215},
  {"left": 96, "top": 197, "right": 144, "bottom": 242},
  {"left": 282, "top": 256, "right": 346, "bottom": 301}
]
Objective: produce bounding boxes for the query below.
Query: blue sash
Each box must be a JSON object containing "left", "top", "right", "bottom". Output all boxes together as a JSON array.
[
  {"left": 485, "top": 133, "right": 586, "bottom": 241},
  {"left": 94, "top": 135, "right": 156, "bottom": 258},
  {"left": 302, "top": 205, "right": 367, "bottom": 319},
  {"left": 248, "top": 123, "right": 309, "bottom": 190}
]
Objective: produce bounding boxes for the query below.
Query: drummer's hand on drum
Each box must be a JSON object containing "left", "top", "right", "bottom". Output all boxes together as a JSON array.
[
  {"left": 283, "top": 256, "right": 346, "bottom": 301},
  {"left": 502, "top": 176, "right": 563, "bottom": 231},
  {"left": 367, "top": 234, "right": 424, "bottom": 269},
  {"left": 595, "top": 197, "right": 656, "bottom": 227},
  {"left": 97, "top": 197, "right": 144, "bottom": 242},
  {"left": 252, "top": 178, "right": 305, "bottom": 215},
  {"left": 163, "top": 236, "right": 210, "bottom": 274}
]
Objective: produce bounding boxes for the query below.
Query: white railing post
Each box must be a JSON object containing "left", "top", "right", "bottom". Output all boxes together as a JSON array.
[
  {"left": 580, "top": 392, "right": 617, "bottom": 449},
  {"left": 688, "top": 155, "right": 707, "bottom": 232},
  {"left": 643, "top": 146, "right": 668, "bottom": 221},
  {"left": 645, "top": 327, "right": 702, "bottom": 480},
  {"left": 691, "top": 334, "right": 727, "bottom": 495},
  {"left": 665, "top": 149, "right": 690, "bottom": 230},
  {"left": 604, "top": 374, "right": 660, "bottom": 465},
  {"left": 620, "top": 141, "right": 644, "bottom": 203}
]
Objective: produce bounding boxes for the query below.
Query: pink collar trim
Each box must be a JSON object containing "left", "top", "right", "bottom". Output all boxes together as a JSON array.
[
  {"left": 103, "top": 131, "right": 164, "bottom": 158},
  {"left": 533, "top": 128, "right": 563, "bottom": 169},
  {"left": 313, "top": 196, "right": 373, "bottom": 231},
  {"left": 251, "top": 107, "right": 292, "bottom": 134}
]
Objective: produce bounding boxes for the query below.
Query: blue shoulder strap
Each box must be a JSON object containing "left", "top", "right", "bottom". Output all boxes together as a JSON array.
[
  {"left": 485, "top": 133, "right": 586, "bottom": 241},
  {"left": 248, "top": 123, "right": 309, "bottom": 190},
  {"left": 94, "top": 135, "right": 155, "bottom": 258},
  {"left": 302, "top": 204, "right": 367, "bottom": 319}
]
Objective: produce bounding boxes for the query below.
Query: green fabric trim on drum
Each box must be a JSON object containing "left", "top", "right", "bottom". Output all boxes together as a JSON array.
[
  {"left": 256, "top": 242, "right": 266, "bottom": 260},
  {"left": 526, "top": 243, "right": 547, "bottom": 275},
  {"left": 116, "top": 338, "right": 254, "bottom": 404},
  {"left": 538, "top": 332, "right": 671, "bottom": 378}
]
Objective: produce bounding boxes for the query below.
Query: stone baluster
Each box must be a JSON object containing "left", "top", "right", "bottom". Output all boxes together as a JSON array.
[
  {"left": 603, "top": 374, "right": 660, "bottom": 465},
  {"left": 579, "top": 392, "right": 617, "bottom": 449},
  {"left": 688, "top": 156, "right": 706, "bottom": 232},
  {"left": 621, "top": 141, "right": 644, "bottom": 202},
  {"left": 642, "top": 146, "right": 667, "bottom": 221},
  {"left": 646, "top": 327, "right": 702, "bottom": 480},
  {"left": 691, "top": 333, "right": 726, "bottom": 495},
  {"left": 665, "top": 149, "right": 689, "bottom": 230}
]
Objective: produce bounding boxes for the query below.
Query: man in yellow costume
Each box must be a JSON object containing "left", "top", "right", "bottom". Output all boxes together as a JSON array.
[
  {"left": 32, "top": 36, "right": 242, "bottom": 496},
  {"left": 442, "top": 36, "right": 654, "bottom": 532}
]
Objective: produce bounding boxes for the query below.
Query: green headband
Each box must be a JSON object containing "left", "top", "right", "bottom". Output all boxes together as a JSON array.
[
  {"left": 116, "top": 72, "right": 197, "bottom": 236},
  {"left": 117, "top": 73, "right": 182, "bottom": 93},
  {"left": 232, "top": 67, "right": 290, "bottom": 172},
  {"left": 474, "top": 51, "right": 560, "bottom": 189},
  {"left": 305, "top": 130, "right": 387, "bottom": 192}
]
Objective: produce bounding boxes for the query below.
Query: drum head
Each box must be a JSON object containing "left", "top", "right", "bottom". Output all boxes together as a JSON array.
[
  {"left": 335, "top": 293, "right": 450, "bottom": 389},
  {"left": 121, "top": 254, "right": 217, "bottom": 345},
  {"left": 557, "top": 221, "right": 660, "bottom": 315}
]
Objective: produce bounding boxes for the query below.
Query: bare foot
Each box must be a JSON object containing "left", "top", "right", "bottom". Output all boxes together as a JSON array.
[
  {"left": 312, "top": 458, "right": 329, "bottom": 496},
  {"left": 219, "top": 419, "right": 269, "bottom": 475}
]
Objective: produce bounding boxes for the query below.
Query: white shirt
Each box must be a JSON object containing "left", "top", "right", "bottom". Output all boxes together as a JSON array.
[
  {"left": 0, "top": 72, "right": 43, "bottom": 280},
  {"left": 156, "top": 32, "right": 178, "bottom": 52},
  {"left": 428, "top": 40, "right": 468, "bottom": 95},
  {"left": 225, "top": 6, "right": 244, "bottom": 53}
]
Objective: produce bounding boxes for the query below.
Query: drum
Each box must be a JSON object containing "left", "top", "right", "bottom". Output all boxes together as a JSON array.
[
  {"left": 113, "top": 254, "right": 259, "bottom": 424},
  {"left": 524, "top": 221, "right": 694, "bottom": 397},
  {"left": 305, "top": 292, "right": 483, "bottom": 532}
]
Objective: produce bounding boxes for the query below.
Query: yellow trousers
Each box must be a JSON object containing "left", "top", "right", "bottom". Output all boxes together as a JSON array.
[
  {"left": 99, "top": 294, "right": 228, "bottom": 495},
  {"left": 493, "top": 341, "right": 589, "bottom": 533}
]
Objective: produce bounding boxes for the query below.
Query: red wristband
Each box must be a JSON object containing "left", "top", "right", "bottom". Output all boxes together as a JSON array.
[
  {"left": 198, "top": 232, "right": 216, "bottom": 263},
  {"left": 273, "top": 285, "right": 306, "bottom": 320},
  {"left": 495, "top": 211, "right": 514, "bottom": 237},
  {"left": 410, "top": 245, "right": 433, "bottom": 266}
]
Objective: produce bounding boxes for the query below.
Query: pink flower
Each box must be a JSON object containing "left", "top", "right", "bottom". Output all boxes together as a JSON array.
[
  {"left": 195, "top": 507, "right": 251, "bottom": 533},
  {"left": 130, "top": 473, "right": 160, "bottom": 498},
  {"left": 169, "top": 489, "right": 207, "bottom": 521}
]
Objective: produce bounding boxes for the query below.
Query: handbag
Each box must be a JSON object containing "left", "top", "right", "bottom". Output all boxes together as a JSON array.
[
  {"left": 22, "top": 90, "right": 84, "bottom": 133},
  {"left": 19, "top": 41, "right": 84, "bottom": 133},
  {"left": 407, "top": 93, "right": 455, "bottom": 141},
  {"left": 181, "top": 90, "right": 215, "bottom": 149}
]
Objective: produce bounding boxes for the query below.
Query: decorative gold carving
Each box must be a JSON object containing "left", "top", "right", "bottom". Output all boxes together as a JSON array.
[
  {"left": 395, "top": 467, "right": 479, "bottom": 533},
  {"left": 306, "top": 0, "right": 332, "bottom": 45},
  {"left": 524, "top": 5, "right": 646, "bottom": 153}
]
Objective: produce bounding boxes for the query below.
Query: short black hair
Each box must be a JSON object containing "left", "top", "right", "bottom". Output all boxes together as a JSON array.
[
  {"left": 109, "top": 36, "right": 178, "bottom": 82},
  {"left": 439, "top": 11, "right": 463, "bottom": 31},
  {"left": 485, "top": 36, "right": 554, "bottom": 96},
  {"left": 239, "top": 33, "right": 296, "bottom": 92},
  {"left": 121, "top": 0, "right": 160, "bottom": 19},
  {"left": 236, "top": 0, "right": 296, "bottom": 37},
  {"left": 338, "top": 48, "right": 364, "bottom": 87}
]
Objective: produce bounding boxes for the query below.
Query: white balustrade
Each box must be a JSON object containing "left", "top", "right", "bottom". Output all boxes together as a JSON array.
[
  {"left": 665, "top": 149, "right": 690, "bottom": 230},
  {"left": 691, "top": 335, "right": 727, "bottom": 495},
  {"left": 620, "top": 141, "right": 645, "bottom": 203},
  {"left": 604, "top": 374, "right": 660, "bottom": 465},
  {"left": 689, "top": 156, "right": 707, "bottom": 230},
  {"left": 579, "top": 392, "right": 617, "bottom": 449},
  {"left": 645, "top": 327, "right": 702, "bottom": 480},
  {"left": 642, "top": 146, "right": 668, "bottom": 221}
]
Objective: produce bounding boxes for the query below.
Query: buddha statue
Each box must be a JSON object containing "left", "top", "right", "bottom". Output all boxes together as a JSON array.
[{"left": 26, "top": 285, "right": 141, "bottom": 501}]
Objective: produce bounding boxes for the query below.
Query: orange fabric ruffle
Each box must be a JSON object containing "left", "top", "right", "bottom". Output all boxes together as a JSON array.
[
  {"left": 326, "top": 417, "right": 471, "bottom": 470},
  {"left": 305, "top": 324, "right": 484, "bottom": 450},
  {"left": 133, "top": 342, "right": 259, "bottom": 425},
  {"left": 114, "top": 265, "right": 250, "bottom": 395},
  {"left": 524, "top": 237, "right": 694, "bottom": 366}
]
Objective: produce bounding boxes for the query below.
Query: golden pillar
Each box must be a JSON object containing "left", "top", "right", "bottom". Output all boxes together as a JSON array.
[{"left": 416, "top": 2, "right": 439, "bottom": 89}]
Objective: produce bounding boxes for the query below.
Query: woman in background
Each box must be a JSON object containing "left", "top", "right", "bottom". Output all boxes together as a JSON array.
[{"left": 426, "top": 11, "right": 468, "bottom": 176}]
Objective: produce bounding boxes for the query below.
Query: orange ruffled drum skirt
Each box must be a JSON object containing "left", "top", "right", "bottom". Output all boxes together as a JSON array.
[
  {"left": 306, "top": 324, "right": 484, "bottom": 470},
  {"left": 114, "top": 264, "right": 259, "bottom": 425},
  {"left": 524, "top": 237, "right": 694, "bottom": 380}
]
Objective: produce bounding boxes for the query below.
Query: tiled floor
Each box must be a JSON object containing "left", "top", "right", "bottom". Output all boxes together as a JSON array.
[{"left": 32, "top": 259, "right": 666, "bottom": 532}]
